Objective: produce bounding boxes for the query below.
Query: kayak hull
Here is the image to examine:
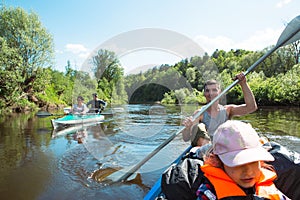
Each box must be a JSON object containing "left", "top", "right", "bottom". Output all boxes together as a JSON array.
[
  {"left": 51, "top": 114, "right": 104, "bottom": 129},
  {"left": 144, "top": 146, "right": 192, "bottom": 200}
]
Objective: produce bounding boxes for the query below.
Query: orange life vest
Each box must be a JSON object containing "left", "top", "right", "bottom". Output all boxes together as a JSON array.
[{"left": 201, "top": 164, "right": 286, "bottom": 200}]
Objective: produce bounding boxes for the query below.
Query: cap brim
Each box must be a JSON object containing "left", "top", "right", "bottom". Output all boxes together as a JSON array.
[{"left": 218, "top": 147, "right": 274, "bottom": 167}]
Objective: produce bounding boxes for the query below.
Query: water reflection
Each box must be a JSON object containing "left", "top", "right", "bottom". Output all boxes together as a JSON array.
[{"left": 0, "top": 105, "right": 299, "bottom": 199}]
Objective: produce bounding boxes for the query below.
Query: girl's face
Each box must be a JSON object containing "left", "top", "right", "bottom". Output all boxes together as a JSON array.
[
  {"left": 224, "top": 161, "right": 261, "bottom": 188},
  {"left": 204, "top": 84, "right": 221, "bottom": 102},
  {"left": 77, "top": 98, "right": 83, "bottom": 104}
]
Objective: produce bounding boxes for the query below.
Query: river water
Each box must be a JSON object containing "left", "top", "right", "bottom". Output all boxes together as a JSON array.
[{"left": 0, "top": 105, "right": 299, "bottom": 200}]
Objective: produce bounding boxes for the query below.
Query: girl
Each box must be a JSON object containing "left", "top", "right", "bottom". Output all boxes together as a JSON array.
[
  {"left": 71, "top": 96, "right": 89, "bottom": 114},
  {"left": 197, "top": 120, "right": 290, "bottom": 200}
]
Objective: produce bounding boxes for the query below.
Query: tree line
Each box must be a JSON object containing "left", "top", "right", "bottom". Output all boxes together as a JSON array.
[{"left": 0, "top": 6, "right": 299, "bottom": 116}]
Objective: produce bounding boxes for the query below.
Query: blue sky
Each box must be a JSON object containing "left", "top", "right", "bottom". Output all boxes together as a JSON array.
[{"left": 4, "top": 0, "right": 300, "bottom": 74}]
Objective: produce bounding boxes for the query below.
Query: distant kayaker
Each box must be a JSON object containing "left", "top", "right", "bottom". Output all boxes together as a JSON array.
[
  {"left": 198, "top": 120, "right": 290, "bottom": 200},
  {"left": 87, "top": 93, "right": 107, "bottom": 113},
  {"left": 182, "top": 72, "right": 257, "bottom": 142},
  {"left": 71, "top": 96, "right": 89, "bottom": 114}
]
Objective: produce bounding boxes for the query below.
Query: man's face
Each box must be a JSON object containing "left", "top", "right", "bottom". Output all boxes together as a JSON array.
[{"left": 204, "top": 84, "right": 221, "bottom": 102}]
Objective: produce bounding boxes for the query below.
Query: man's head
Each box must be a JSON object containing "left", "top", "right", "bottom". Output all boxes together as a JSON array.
[
  {"left": 92, "top": 93, "right": 98, "bottom": 98},
  {"left": 203, "top": 80, "right": 221, "bottom": 102}
]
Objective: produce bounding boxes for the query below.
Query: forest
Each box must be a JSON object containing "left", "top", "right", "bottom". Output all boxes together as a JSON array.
[{"left": 0, "top": 7, "right": 299, "bottom": 116}]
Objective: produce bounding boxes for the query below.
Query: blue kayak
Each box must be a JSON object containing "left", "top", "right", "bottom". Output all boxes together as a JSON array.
[
  {"left": 144, "top": 142, "right": 300, "bottom": 200},
  {"left": 51, "top": 114, "right": 104, "bottom": 129},
  {"left": 144, "top": 146, "right": 192, "bottom": 200}
]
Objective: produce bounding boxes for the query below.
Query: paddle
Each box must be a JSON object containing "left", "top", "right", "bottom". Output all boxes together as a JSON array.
[
  {"left": 104, "top": 15, "right": 300, "bottom": 183},
  {"left": 36, "top": 111, "right": 101, "bottom": 117},
  {"left": 36, "top": 111, "right": 65, "bottom": 117}
]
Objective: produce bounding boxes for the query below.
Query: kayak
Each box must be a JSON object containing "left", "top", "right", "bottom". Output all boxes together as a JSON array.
[
  {"left": 144, "top": 146, "right": 192, "bottom": 200},
  {"left": 144, "top": 142, "right": 300, "bottom": 200},
  {"left": 51, "top": 114, "right": 104, "bottom": 129}
]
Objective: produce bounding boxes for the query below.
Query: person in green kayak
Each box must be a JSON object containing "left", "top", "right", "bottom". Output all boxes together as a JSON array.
[
  {"left": 71, "top": 96, "right": 89, "bottom": 114},
  {"left": 86, "top": 93, "right": 107, "bottom": 113}
]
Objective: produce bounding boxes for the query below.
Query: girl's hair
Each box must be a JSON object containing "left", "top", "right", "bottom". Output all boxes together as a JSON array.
[
  {"left": 77, "top": 96, "right": 84, "bottom": 101},
  {"left": 203, "top": 146, "right": 223, "bottom": 168}
]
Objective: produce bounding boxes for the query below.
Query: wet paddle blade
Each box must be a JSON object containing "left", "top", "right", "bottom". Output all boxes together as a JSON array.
[
  {"left": 276, "top": 15, "right": 300, "bottom": 47},
  {"left": 92, "top": 166, "right": 137, "bottom": 183}
]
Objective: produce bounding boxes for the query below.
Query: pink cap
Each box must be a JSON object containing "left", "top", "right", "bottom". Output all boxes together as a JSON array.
[{"left": 213, "top": 120, "right": 274, "bottom": 167}]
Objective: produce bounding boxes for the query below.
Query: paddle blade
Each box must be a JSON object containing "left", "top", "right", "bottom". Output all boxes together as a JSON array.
[
  {"left": 91, "top": 167, "right": 121, "bottom": 183},
  {"left": 36, "top": 111, "right": 66, "bottom": 118},
  {"left": 92, "top": 166, "right": 138, "bottom": 184},
  {"left": 36, "top": 111, "right": 53, "bottom": 117},
  {"left": 276, "top": 15, "right": 300, "bottom": 47},
  {"left": 103, "top": 166, "right": 136, "bottom": 183}
]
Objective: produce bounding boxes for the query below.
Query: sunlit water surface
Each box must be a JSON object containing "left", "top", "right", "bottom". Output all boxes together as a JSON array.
[{"left": 0, "top": 105, "right": 299, "bottom": 199}]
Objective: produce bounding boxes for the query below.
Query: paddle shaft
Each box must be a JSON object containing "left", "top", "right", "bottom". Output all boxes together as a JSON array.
[
  {"left": 36, "top": 112, "right": 102, "bottom": 117},
  {"left": 36, "top": 113, "right": 65, "bottom": 117},
  {"left": 115, "top": 18, "right": 300, "bottom": 182}
]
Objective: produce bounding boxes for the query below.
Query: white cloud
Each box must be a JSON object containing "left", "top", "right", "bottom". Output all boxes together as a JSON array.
[
  {"left": 55, "top": 49, "right": 64, "bottom": 54},
  {"left": 276, "top": 0, "right": 292, "bottom": 8},
  {"left": 65, "top": 44, "right": 89, "bottom": 54},
  {"left": 194, "top": 28, "right": 282, "bottom": 54},
  {"left": 194, "top": 35, "right": 234, "bottom": 54},
  {"left": 64, "top": 43, "right": 92, "bottom": 67},
  {"left": 237, "top": 28, "right": 281, "bottom": 50},
  {"left": 54, "top": 44, "right": 92, "bottom": 70}
]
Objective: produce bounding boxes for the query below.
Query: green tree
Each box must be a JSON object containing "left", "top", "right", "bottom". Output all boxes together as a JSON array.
[
  {"left": 0, "top": 37, "right": 23, "bottom": 112},
  {"left": 186, "top": 67, "right": 196, "bottom": 84},
  {"left": 73, "top": 71, "right": 97, "bottom": 101},
  {"left": 0, "top": 7, "right": 54, "bottom": 113},
  {"left": 91, "top": 49, "right": 127, "bottom": 103}
]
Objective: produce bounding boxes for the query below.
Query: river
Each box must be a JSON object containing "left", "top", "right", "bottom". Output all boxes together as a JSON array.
[{"left": 0, "top": 105, "right": 299, "bottom": 199}]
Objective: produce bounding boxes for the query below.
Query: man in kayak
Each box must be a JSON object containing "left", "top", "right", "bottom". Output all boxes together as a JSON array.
[
  {"left": 86, "top": 93, "right": 107, "bottom": 113},
  {"left": 198, "top": 120, "right": 290, "bottom": 200},
  {"left": 182, "top": 72, "right": 257, "bottom": 143}
]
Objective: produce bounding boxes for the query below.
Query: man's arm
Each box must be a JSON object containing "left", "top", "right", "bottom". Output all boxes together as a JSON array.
[
  {"left": 99, "top": 99, "right": 107, "bottom": 107},
  {"left": 86, "top": 100, "right": 92, "bottom": 107},
  {"left": 181, "top": 109, "right": 203, "bottom": 142},
  {"left": 226, "top": 73, "right": 257, "bottom": 118}
]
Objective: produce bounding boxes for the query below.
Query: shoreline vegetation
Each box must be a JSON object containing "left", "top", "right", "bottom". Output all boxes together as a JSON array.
[{"left": 1, "top": 6, "right": 299, "bottom": 116}]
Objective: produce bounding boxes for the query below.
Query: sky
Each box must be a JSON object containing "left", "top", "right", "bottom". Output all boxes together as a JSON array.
[{"left": 4, "top": 0, "right": 300, "bottom": 74}]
